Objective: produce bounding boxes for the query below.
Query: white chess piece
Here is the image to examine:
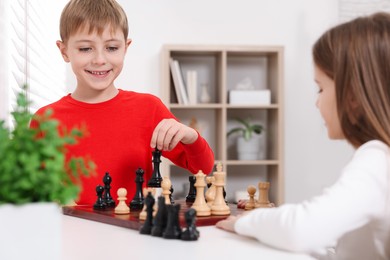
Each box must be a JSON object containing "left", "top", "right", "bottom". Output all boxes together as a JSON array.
[
  {"left": 210, "top": 162, "right": 230, "bottom": 215},
  {"left": 161, "top": 176, "right": 172, "bottom": 204},
  {"left": 244, "top": 185, "right": 256, "bottom": 210},
  {"left": 114, "top": 188, "right": 130, "bottom": 214},
  {"left": 205, "top": 176, "right": 216, "bottom": 207},
  {"left": 191, "top": 170, "right": 211, "bottom": 216}
]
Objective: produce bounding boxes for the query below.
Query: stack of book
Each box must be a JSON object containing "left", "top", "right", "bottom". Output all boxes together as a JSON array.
[{"left": 169, "top": 59, "right": 198, "bottom": 105}]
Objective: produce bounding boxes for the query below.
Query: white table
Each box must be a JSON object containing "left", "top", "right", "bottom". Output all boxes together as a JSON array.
[{"left": 62, "top": 215, "right": 315, "bottom": 260}]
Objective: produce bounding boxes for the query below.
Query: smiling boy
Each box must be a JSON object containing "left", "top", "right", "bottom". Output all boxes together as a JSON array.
[{"left": 34, "top": 0, "right": 214, "bottom": 205}]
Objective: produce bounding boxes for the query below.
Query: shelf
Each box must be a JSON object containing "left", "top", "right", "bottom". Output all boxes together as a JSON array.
[
  {"left": 161, "top": 44, "right": 284, "bottom": 205},
  {"left": 225, "top": 160, "right": 279, "bottom": 166}
]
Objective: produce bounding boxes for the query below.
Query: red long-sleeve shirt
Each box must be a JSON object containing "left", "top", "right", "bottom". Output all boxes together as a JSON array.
[{"left": 34, "top": 89, "right": 214, "bottom": 205}]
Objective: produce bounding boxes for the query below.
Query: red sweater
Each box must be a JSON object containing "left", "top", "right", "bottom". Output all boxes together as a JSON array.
[{"left": 34, "top": 89, "right": 214, "bottom": 205}]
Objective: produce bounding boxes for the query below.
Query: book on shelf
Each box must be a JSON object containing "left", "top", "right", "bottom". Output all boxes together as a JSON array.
[
  {"left": 186, "top": 70, "right": 198, "bottom": 105},
  {"left": 169, "top": 59, "right": 189, "bottom": 105}
]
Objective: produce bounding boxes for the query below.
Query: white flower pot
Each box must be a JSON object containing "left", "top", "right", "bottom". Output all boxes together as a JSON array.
[
  {"left": 0, "top": 202, "right": 62, "bottom": 260},
  {"left": 237, "top": 135, "right": 265, "bottom": 160}
]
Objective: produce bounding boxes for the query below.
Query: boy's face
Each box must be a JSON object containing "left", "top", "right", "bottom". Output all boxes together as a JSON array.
[{"left": 57, "top": 26, "right": 131, "bottom": 96}]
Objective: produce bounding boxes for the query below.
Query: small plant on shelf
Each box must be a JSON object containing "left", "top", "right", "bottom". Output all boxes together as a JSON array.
[
  {"left": 227, "top": 118, "right": 264, "bottom": 141},
  {"left": 0, "top": 85, "right": 96, "bottom": 205}
]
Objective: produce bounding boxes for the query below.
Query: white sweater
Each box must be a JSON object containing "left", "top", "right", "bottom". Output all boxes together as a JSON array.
[{"left": 235, "top": 140, "right": 390, "bottom": 259}]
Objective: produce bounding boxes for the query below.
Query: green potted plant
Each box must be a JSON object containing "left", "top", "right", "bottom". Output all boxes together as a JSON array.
[
  {"left": 0, "top": 86, "right": 95, "bottom": 260},
  {"left": 227, "top": 118, "right": 265, "bottom": 160}
]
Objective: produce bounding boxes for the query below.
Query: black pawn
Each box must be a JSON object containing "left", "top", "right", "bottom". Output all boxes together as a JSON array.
[
  {"left": 139, "top": 192, "right": 155, "bottom": 235},
  {"left": 103, "top": 172, "right": 115, "bottom": 208},
  {"left": 185, "top": 175, "right": 196, "bottom": 203},
  {"left": 147, "top": 148, "right": 162, "bottom": 187},
  {"left": 163, "top": 204, "right": 182, "bottom": 239},
  {"left": 93, "top": 185, "right": 106, "bottom": 210},
  {"left": 151, "top": 196, "right": 167, "bottom": 237},
  {"left": 130, "top": 168, "right": 144, "bottom": 210},
  {"left": 181, "top": 208, "right": 199, "bottom": 241}
]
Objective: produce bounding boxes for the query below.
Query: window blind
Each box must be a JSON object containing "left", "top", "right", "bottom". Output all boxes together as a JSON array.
[{"left": 4, "top": 0, "right": 67, "bottom": 126}]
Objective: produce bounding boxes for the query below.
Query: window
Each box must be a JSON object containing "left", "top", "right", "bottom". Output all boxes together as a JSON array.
[{"left": 1, "top": 0, "right": 67, "bottom": 126}]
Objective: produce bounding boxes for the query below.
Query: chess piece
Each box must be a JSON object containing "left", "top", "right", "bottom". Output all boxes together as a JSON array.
[
  {"left": 93, "top": 185, "right": 106, "bottom": 210},
  {"left": 210, "top": 162, "right": 230, "bottom": 215},
  {"left": 130, "top": 168, "right": 144, "bottom": 210},
  {"left": 185, "top": 175, "right": 196, "bottom": 203},
  {"left": 255, "top": 182, "right": 275, "bottom": 208},
  {"left": 161, "top": 176, "right": 172, "bottom": 204},
  {"left": 169, "top": 185, "right": 174, "bottom": 204},
  {"left": 205, "top": 176, "right": 216, "bottom": 206},
  {"left": 244, "top": 185, "right": 256, "bottom": 210},
  {"left": 151, "top": 196, "right": 167, "bottom": 237},
  {"left": 139, "top": 188, "right": 150, "bottom": 220},
  {"left": 114, "top": 188, "right": 130, "bottom": 214},
  {"left": 103, "top": 172, "right": 115, "bottom": 208},
  {"left": 163, "top": 204, "right": 182, "bottom": 239},
  {"left": 147, "top": 148, "right": 162, "bottom": 187},
  {"left": 191, "top": 170, "right": 211, "bottom": 216},
  {"left": 181, "top": 208, "right": 199, "bottom": 241},
  {"left": 139, "top": 191, "right": 155, "bottom": 235}
]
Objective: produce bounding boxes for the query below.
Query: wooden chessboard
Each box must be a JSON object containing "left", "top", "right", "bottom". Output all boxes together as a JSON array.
[{"left": 62, "top": 200, "right": 243, "bottom": 231}]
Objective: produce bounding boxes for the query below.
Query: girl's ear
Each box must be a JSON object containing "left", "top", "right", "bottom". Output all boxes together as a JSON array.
[{"left": 56, "top": 40, "right": 70, "bottom": 62}]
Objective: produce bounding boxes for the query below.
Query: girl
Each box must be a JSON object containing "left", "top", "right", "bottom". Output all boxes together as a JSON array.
[{"left": 216, "top": 12, "right": 390, "bottom": 259}]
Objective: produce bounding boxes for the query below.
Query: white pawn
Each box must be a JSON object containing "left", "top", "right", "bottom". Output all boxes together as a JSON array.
[
  {"left": 114, "top": 188, "right": 130, "bottom": 215},
  {"left": 244, "top": 185, "right": 256, "bottom": 210},
  {"left": 161, "top": 176, "right": 172, "bottom": 204}
]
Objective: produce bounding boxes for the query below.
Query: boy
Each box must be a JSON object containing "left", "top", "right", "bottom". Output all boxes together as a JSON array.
[{"left": 34, "top": 0, "right": 214, "bottom": 205}]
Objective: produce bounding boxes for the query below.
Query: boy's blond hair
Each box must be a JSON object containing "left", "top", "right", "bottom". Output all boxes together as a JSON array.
[{"left": 59, "top": 0, "right": 128, "bottom": 42}]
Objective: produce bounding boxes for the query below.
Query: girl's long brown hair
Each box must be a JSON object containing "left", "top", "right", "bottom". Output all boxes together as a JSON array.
[{"left": 313, "top": 12, "right": 390, "bottom": 147}]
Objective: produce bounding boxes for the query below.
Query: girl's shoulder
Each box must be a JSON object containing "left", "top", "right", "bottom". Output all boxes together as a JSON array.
[{"left": 355, "top": 140, "right": 389, "bottom": 156}]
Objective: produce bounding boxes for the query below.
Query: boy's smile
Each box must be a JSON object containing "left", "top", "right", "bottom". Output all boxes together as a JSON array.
[{"left": 57, "top": 26, "right": 131, "bottom": 103}]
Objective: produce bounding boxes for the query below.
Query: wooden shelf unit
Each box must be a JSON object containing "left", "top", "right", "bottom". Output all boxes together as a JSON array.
[{"left": 160, "top": 45, "right": 284, "bottom": 205}]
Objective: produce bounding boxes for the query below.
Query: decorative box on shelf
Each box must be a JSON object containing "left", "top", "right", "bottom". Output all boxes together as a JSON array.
[{"left": 229, "top": 90, "right": 271, "bottom": 105}]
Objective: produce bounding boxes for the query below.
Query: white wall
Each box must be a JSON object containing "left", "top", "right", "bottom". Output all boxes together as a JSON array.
[{"left": 65, "top": 0, "right": 355, "bottom": 203}]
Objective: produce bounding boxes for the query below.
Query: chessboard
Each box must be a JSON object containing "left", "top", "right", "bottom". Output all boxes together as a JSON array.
[{"left": 63, "top": 200, "right": 243, "bottom": 231}]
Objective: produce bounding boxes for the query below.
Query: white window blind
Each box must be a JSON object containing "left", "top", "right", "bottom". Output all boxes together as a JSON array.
[{"left": 3, "top": 0, "right": 67, "bottom": 126}]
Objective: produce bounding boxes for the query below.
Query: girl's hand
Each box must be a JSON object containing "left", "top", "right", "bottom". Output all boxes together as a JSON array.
[
  {"left": 215, "top": 215, "right": 240, "bottom": 233},
  {"left": 151, "top": 118, "right": 198, "bottom": 151}
]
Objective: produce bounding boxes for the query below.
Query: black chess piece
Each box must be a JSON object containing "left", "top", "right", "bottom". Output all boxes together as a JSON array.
[
  {"left": 103, "top": 172, "right": 115, "bottom": 208},
  {"left": 93, "top": 185, "right": 106, "bottom": 210},
  {"left": 169, "top": 185, "right": 174, "bottom": 204},
  {"left": 147, "top": 148, "right": 162, "bottom": 187},
  {"left": 151, "top": 196, "right": 167, "bottom": 237},
  {"left": 130, "top": 168, "right": 144, "bottom": 210},
  {"left": 139, "top": 192, "right": 155, "bottom": 235},
  {"left": 185, "top": 175, "right": 196, "bottom": 203},
  {"left": 163, "top": 204, "right": 182, "bottom": 239},
  {"left": 181, "top": 208, "right": 199, "bottom": 241}
]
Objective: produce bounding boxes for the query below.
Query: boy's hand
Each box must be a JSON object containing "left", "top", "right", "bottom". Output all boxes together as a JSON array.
[{"left": 150, "top": 118, "right": 198, "bottom": 151}]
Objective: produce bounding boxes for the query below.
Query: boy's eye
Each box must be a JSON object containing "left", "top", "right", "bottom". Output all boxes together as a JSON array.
[
  {"left": 107, "top": 46, "right": 118, "bottom": 52},
  {"left": 79, "top": 47, "right": 92, "bottom": 52},
  {"left": 317, "top": 88, "right": 323, "bottom": 94}
]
